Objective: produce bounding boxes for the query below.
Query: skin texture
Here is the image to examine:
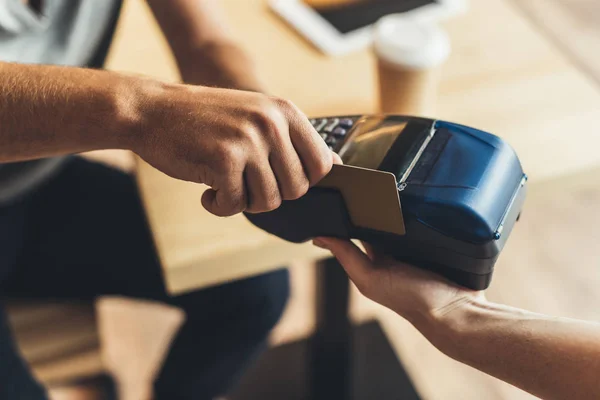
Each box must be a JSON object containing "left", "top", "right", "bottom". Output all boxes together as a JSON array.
[
  {"left": 4, "top": 2, "right": 599, "bottom": 398},
  {"left": 0, "top": 0, "right": 341, "bottom": 217},
  {"left": 314, "top": 237, "right": 600, "bottom": 400},
  {"left": 146, "top": 0, "right": 266, "bottom": 92}
]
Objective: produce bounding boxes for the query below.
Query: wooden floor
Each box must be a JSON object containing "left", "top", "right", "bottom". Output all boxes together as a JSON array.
[{"left": 45, "top": 0, "right": 600, "bottom": 399}]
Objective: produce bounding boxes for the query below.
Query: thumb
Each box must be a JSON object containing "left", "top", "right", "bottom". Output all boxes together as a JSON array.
[
  {"left": 332, "top": 151, "right": 343, "bottom": 165},
  {"left": 313, "top": 237, "right": 374, "bottom": 292},
  {"left": 201, "top": 188, "right": 245, "bottom": 217},
  {"left": 201, "top": 189, "right": 225, "bottom": 216}
]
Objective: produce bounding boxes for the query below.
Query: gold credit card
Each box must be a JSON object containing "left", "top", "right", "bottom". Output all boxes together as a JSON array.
[{"left": 316, "top": 164, "right": 405, "bottom": 235}]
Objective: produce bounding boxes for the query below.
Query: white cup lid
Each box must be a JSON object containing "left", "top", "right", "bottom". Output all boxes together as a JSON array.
[{"left": 373, "top": 15, "right": 451, "bottom": 69}]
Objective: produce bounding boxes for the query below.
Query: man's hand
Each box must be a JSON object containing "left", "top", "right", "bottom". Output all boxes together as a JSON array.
[
  {"left": 311, "top": 237, "right": 482, "bottom": 327},
  {"left": 134, "top": 84, "right": 340, "bottom": 217},
  {"left": 145, "top": 0, "right": 339, "bottom": 216},
  {"left": 0, "top": 62, "right": 338, "bottom": 218}
]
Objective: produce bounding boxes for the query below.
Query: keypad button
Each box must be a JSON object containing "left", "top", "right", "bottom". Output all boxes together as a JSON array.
[
  {"left": 309, "top": 118, "right": 317, "bottom": 126},
  {"left": 332, "top": 127, "right": 347, "bottom": 137},
  {"left": 339, "top": 118, "right": 354, "bottom": 129},
  {"left": 314, "top": 119, "right": 328, "bottom": 132},
  {"left": 323, "top": 118, "right": 340, "bottom": 133},
  {"left": 325, "top": 136, "right": 337, "bottom": 146},
  {"left": 320, "top": 133, "right": 328, "bottom": 141}
]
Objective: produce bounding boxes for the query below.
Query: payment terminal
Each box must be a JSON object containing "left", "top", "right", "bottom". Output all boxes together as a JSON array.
[{"left": 245, "top": 115, "right": 527, "bottom": 290}]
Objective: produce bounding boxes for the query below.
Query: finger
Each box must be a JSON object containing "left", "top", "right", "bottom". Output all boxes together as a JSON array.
[
  {"left": 278, "top": 102, "right": 333, "bottom": 185},
  {"left": 292, "top": 117, "right": 333, "bottom": 185},
  {"left": 313, "top": 237, "right": 374, "bottom": 291},
  {"left": 332, "top": 151, "right": 343, "bottom": 165},
  {"left": 269, "top": 142, "right": 310, "bottom": 201},
  {"left": 201, "top": 172, "right": 247, "bottom": 217},
  {"left": 361, "top": 241, "right": 376, "bottom": 261},
  {"left": 244, "top": 162, "right": 282, "bottom": 213}
]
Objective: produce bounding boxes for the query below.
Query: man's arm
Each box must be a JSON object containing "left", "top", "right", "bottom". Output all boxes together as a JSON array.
[
  {"left": 0, "top": 62, "right": 138, "bottom": 162},
  {"left": 313, "top": 237, "right": 600, "bottom": 400},
  {"left": 0, "top": 61, "right": 336, "bottom": 216},
  {"left": 147, "top": 0, "right": 266, "bottom": 91}
]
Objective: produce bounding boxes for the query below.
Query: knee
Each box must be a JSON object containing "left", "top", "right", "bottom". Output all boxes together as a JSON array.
[
  {"left": 242, "top": 268, "right": 291, "bottom": 334},
  {"left": 176, "top": 267, "right": 290, "bottom": 335},
  {"left": 258, "top": 269, "right": 290, "bottom": 330}
]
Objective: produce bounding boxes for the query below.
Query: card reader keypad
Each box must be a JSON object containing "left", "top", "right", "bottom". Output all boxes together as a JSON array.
[{"left": 309, "top": 117, "right": 358, "bottom": 151}]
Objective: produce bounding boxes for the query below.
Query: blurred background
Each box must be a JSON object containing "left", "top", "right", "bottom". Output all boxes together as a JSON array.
[{"left": 7, "top": 0, "right": 600, "bottom": 399}]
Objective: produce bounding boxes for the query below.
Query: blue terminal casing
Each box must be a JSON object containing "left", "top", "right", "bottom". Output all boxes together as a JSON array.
[{"left": 245, "top": 116, "right": 527, "bottom": 290}]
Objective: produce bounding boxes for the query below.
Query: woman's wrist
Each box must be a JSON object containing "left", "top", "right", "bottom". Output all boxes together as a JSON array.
[{"left": 411, "top": 295, "right": 488, "bottom": 358}]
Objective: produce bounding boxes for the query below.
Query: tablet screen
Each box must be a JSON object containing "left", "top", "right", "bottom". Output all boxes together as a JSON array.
[{"left": 304, "top": 0, "right": 437, "bottom": 34}]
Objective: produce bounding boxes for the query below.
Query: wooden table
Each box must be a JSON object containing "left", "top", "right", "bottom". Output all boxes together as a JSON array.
[
  {"left": 111, "top": 0, "right": 600, "bottom": 295},
  {"left": 106, "top": 0, "right": 600, "bottom": 398}
]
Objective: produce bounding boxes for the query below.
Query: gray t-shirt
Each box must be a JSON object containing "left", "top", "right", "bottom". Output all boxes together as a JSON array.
[{"left": 0, "top": 0, "right": 120, "bottom": 204}]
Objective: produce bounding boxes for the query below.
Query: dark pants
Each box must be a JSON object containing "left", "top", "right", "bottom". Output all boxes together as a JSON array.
[{"left": 0, "top": 157, "right": 290, "bottom": 399}]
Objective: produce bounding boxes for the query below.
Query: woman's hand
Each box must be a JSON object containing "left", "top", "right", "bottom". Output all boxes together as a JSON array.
[
  {"left": 312, "top": 237, "right": 483, "bottom": 329},
  {"left": 314, "top": 237, "right": 600, "bottom": 400}
]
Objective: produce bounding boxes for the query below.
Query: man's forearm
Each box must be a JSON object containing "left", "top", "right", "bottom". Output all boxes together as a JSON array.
[
  {"left": 147, "top": 0, "right": 266, "bottom": 92},
  {"left": 0, "top": 62, "right": 142, "bottom": 162},
  {"left": 176, "top": 42, "right": 265, "bottom": 92},
  {"left": 425, "top": 299, "right": 600, "bottom": 399}
]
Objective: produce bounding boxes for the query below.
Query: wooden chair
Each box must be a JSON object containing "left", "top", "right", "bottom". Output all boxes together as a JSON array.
[{"left": 5, "top": 151, "right": 185, "bottom": 400}]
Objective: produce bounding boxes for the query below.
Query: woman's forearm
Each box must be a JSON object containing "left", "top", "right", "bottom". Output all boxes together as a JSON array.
[
  {"left": 0, "top": 61, "right": 142, "bottom": 162},
  {"left": 425, "top": 299, "right": 600, "bottom": 400},
  {"left": 312, "top": 232, "right": 600, "bottom": 399}
]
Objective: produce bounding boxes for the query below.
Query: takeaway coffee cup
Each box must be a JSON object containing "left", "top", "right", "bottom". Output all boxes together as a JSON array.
[{"left": 374, "top": 16, "right": 450, "bottom": 116}]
